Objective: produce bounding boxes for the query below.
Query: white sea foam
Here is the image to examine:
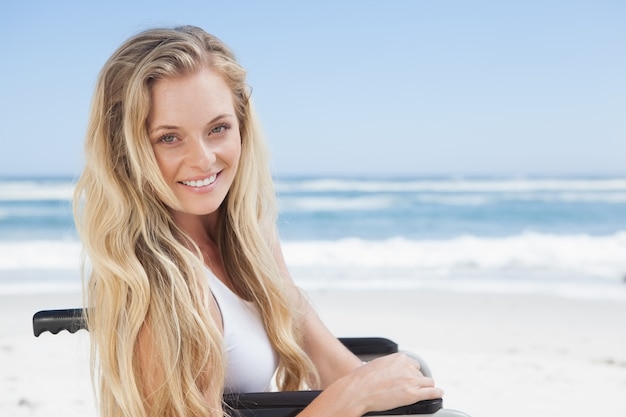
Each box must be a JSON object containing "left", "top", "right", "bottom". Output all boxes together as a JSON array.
[
  {"left": 275, "top": 177, "right": 626, "bottom": 194},
  {"left": 2, "top": 233, "right": 626, "bottom": 299},
  {"left": 3, "top": 177, "right": 626, "bottom": 204},
  {"left": 0, "top": 180, "right": 74, "bottom": 201},
  {"left": 274, "top": 177, "right": 626, "bottom": 210},
  {"left": 282, "top": 232, "right": 626, "bottom": 282},
  {"left": 2, "top": 233, "right": 625, "bottom": 279},
  {"left": 0, "top": 240, "right": 82, "bottom": 270},
  {"left": 279, "top": 195, "right": 396, "bottom": 211},
  {"left": 279, "top": 192, "right": 626, "bottom": 211}
]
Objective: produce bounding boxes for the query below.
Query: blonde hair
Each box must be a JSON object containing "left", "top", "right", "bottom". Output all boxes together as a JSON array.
[{"left": 74, "top": 26, "right": 317, "bottom": 417}]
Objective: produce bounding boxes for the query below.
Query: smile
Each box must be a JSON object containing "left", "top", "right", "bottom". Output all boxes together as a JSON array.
[{"left": 180, "top": 174, "right": 217, "bottom": 188}]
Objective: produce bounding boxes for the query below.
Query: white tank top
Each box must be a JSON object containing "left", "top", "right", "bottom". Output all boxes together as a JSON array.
[{"left": 207, "top": 269, "right": 278, "bottom": 393}]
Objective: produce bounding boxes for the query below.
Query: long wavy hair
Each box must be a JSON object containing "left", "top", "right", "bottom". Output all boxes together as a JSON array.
[{"left": 73, "top": 25, "right": 317, "bottom": 417}]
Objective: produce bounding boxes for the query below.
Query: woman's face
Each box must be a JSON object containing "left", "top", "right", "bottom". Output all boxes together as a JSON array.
[{"left": 148, "top": 67, "right": 241, "bottom": 221}]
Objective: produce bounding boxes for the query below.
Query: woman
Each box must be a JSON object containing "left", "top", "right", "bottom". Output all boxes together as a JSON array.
[{"left": 73, "top": 25, "right": 443, "bottom": 417}]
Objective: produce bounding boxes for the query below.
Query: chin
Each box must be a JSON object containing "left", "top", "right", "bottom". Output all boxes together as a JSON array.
[{"left": 187, "top": 204, "right": 223, "bottom": 216}]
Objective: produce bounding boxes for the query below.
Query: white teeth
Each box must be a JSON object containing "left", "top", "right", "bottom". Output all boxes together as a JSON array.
[{"left": 182, "top": 175, "right": 216, "bottom": 187}]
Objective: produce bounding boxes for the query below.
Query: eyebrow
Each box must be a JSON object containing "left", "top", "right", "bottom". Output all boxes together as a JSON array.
[{"left": 149, "top": 113, "right": 235, "bottom": 135}]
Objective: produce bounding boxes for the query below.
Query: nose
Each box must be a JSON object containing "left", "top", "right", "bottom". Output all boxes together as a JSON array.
[{"left": 187, "top": 137, "right": 216, "bottom": 171}]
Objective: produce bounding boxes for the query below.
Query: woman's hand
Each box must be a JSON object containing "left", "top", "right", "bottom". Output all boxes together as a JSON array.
[
  {"left": 335, "top": 352, "right": 443, "bottom": 415},
  {"left": 301, "top": 352, "right": 443, "bottom": 416},
  {"left": 300, "top": 351, "right": 443, "bottom": 417}
]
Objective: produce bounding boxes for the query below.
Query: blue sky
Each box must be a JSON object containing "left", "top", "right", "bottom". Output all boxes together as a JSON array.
[{"left": 1, "top": 0, "right": 624, "bottom": 177}]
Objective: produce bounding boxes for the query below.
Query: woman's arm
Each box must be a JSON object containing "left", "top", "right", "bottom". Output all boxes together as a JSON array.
[
  {"left": 300, "top": 299, "right": 363, "bottom": 387},
  {"left": 270, "top": 237, "right": 443, "bottom": 416},
  {"left": 269, "top": 233, "right": 361, "bottom": 385}
]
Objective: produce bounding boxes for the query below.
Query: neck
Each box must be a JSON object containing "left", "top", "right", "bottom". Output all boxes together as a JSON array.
[{"left": 171, "top": 210, "right": 219, "bottom": 246}]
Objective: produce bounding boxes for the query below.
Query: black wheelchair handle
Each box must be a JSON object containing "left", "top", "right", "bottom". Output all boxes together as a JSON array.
[{"left": 32, "top": 308, "right": 86, "bottom": 337}]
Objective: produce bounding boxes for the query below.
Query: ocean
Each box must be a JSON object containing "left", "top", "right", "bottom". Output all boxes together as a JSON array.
[{"left": 1, "top": 175, "right": 626, "bottom": 299}]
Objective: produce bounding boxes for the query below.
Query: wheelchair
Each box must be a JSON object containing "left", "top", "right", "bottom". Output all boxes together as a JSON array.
[{"left": 33, "top": 309, "right": 470, "bottom": 416}]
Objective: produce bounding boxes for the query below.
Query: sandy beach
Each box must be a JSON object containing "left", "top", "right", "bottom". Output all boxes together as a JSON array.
[{"left": 1, "top": 288, "right": 625, "bottom": 417}]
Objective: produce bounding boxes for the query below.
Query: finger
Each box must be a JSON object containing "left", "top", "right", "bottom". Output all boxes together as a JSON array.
[
  {"left": 410, "top": 386, "right": 444, "bottom": 402},
  {"left": 424, "top": 387, "right": 444, "bottom": 399},
  {"left": 415, "top": 376, "right": 436, "bottom": 388}
]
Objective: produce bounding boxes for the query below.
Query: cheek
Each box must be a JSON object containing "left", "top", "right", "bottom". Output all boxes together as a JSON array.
[
  {"left": 227, "top": 135, "right": 243, "bottom": 169},
  {"left": 152, "top": 148, "right": 177, "bottom": 181}
]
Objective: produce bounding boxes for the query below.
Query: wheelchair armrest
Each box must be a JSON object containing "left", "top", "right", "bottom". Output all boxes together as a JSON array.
[
  {"left": 339, "top": 337, "right": 398, "bottom": 356},
  {"left": 224, "top": 391, "right": 442, "bottom": 416}
]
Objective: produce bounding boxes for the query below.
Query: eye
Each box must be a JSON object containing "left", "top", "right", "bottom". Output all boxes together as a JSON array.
[
  {"left": 159, "top": 133, "right": 177, "bottom": 144},
  {"left": 210, "top": 124, "right": 230, "bottom": 135}
]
